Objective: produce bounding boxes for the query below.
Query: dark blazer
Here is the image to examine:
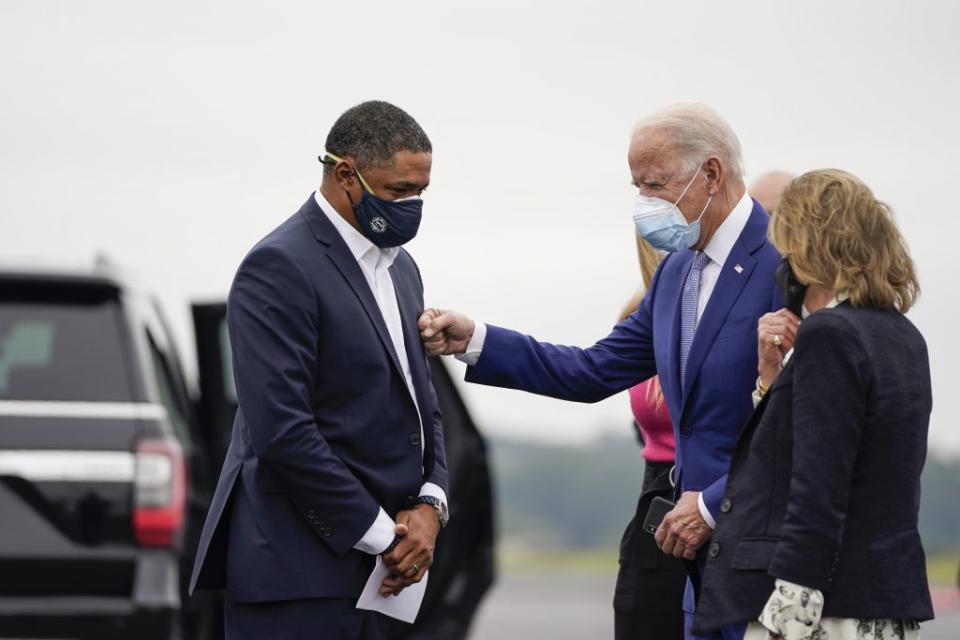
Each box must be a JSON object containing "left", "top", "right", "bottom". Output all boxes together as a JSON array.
[
  {"left": 189, "top": 194, "right": 448, "bottom": 602},
  {"left": 693, "top": 303, "right": 934, "bottom": 634},
  {"left": 466, "top": 201, "right": 781, "bottom": 517}
]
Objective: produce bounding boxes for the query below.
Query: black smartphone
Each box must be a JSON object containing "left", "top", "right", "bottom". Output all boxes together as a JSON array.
[{"left": 642, "top": 496, "right": 676, "bottom": 535}]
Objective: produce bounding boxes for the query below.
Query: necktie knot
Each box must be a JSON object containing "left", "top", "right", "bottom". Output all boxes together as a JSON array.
[{"left": 691, "top": 251, "right": 710, "bottom": 272}]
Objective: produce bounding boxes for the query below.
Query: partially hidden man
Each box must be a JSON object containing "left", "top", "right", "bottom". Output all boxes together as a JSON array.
[{"left": 190, "top": 101, "right": 449, "bottom": 640}]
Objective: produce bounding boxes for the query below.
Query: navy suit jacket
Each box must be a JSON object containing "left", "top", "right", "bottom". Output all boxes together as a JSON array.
[
  {"left": 466, "top": 201, "right": 780, "bottom": 518},
  {"left": 189, "top": 194, "right": 448, "bottom": 602},
  {"left": 694, "top": 304, "right": 933, "bottom": 633}
]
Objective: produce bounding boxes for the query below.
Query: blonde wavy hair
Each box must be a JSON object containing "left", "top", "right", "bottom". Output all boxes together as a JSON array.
[
  {"left": 619, "top": 236, "right": 665, "bottom": 407},
  {"left": 769, "top": 169, "right": 919, "bottom": 313}
]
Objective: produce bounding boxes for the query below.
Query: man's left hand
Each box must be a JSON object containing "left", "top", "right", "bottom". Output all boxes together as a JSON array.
[
  {"left": 380, "top": 504, "right": 440, "bottom": 596},
  {"left": 655, "top": 491, "right": 712, "bottom": 560}
]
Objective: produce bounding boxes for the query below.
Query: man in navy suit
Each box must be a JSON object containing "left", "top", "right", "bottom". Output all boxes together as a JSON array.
[
  {"left": 190, "top": 101, "right": 450, "bottom": 640},
  {"left": 419, "top": 103, "right": 784, "bottom": 640}
]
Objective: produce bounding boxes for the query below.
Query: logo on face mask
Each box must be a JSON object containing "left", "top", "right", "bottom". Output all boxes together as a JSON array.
[
  {"left": 324, "top": 152, "right": 423, "bottom": 248},
  {"left": 632, "top": 162, "right": 712, "bottom": 252}
]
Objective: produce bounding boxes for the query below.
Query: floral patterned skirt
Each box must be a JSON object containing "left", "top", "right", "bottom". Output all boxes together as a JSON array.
[{"left": 744, "top": 618, "right": 921, "bottom": 640}]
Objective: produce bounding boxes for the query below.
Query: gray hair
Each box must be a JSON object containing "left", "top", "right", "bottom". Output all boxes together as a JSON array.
[
  {"left": 632, "top": 102, "right": 744, "bottom": 181},
  {"left": 324, "top": 100, "right": 431, "bottom": 175}
]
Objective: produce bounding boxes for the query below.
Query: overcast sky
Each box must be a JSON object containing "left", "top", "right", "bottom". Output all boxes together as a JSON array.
[{"left": 3, "top": 1, "right": 958, "bottom": 454}]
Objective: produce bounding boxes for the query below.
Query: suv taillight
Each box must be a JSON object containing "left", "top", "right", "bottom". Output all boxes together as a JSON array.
[{"left": 133, "top": 439, "right": 186, "bottom": 548}]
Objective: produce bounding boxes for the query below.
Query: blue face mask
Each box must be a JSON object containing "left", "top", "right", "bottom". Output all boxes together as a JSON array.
[
  {"left": 632, "top": 162, "right": 712, "bottom": 252},
  {"left": 326, "top": 152, "right": 424, "bottom": 248}
]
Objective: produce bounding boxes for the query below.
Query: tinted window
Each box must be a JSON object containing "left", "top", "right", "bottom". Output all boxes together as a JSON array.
[
  {"left": 0, "top": 302, "right": 132, "bottom": 401},
  {"left": 147, "top": 333, "right": 192, "bottom": 451},
  {"left": 219, "top": 318, "right": 238, "bottom": 404}
]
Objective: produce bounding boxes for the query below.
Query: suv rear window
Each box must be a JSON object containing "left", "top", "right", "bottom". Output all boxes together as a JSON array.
[{"left": 0, "top": 300, "right": 133, "bottom": 401}]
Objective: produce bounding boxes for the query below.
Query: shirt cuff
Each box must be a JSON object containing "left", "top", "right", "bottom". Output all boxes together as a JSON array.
[
  {"left": 698, "top": 492, "right": 717, "bottom": 529},
  {"left": 419, "top": 482, "right": 448, "bottom": 510},
  {"left": 454, "top": 322, "right": 487, "bottom": 367},
  {"left": 353, "top": 507, "right": 396, "bottom": 556},
  {"left": 757, "top": 578, "right": 825, "bottom": 639}
]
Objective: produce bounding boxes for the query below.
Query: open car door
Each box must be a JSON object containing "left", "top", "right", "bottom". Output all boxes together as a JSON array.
[{"left": 190, "top": 302, "right": 495, "bottom": 639}]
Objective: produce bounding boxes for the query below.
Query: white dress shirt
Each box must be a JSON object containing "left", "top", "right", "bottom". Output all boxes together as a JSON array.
[
  {"left": 457, "top": 192, "right": 755, "bottom": 529},
  {"left": 314, "top": 191, "right": 447, "bottom": 556}
]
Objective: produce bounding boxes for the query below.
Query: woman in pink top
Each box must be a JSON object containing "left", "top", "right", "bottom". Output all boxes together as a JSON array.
[{"left": 613, "top": 237, "right": 686, "bottom": 640}]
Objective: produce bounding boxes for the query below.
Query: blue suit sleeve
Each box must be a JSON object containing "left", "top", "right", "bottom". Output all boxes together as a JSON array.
[
  {"left": 701, "top": 475, "right": 726, "bottom": 521},
  {"left": 464, "top": 272, "right": 661, "bottom": 402},
  {"left": 228, "top": 245, "right": 381, "bottom": 556}
]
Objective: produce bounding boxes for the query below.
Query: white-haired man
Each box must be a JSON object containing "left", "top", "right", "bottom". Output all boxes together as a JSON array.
[{"left": 419, "top": 103, "right": 792, "bottom": 640}]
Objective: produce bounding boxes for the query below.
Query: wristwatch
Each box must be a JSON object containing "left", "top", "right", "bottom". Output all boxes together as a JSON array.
[{"left": 414, "top": 496, "right": 450, "bottom": 528}]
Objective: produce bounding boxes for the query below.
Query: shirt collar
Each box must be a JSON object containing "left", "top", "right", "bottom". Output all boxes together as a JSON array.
[
  {"left": 801, "top": 292, "right": 849, "bottom": 319},
  {"left": 314, "top": 190, "right": 399, "bottom": 270},
  {"left": 701, "top": 191, "right": 754, "bottom": 268}
]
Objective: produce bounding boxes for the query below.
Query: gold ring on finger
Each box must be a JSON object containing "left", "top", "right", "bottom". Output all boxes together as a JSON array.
[
  {"left": 409, "top": 563, "right": 419, "bottom": 576},
  {"left": 772, "top": 334, "right": 783, "bottom": 347}
]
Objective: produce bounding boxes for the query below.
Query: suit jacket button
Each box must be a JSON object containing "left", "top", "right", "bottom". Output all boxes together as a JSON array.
[
  {"left": 720, "top": 499, "right": 732, "bottom": 514},
  {"left": 409, "top": 432, "right": 421, "bottom": 446},
  {"left": 680, "top": 427, "right": 693, "bottom": 438},
  {"left": 708, "top": 542, "right": 721, "bottom": 558}
]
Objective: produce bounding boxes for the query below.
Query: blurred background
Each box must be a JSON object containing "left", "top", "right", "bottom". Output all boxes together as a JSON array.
[{"left": 2, "top": 1, "right": 958, "bottom": 638}]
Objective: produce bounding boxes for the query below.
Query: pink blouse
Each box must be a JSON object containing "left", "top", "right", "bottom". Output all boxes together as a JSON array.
[{"left": 628, "top": 377, "right": 675, "bottom": 463}]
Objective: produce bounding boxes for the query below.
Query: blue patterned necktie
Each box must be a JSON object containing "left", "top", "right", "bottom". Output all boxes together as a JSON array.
[{"left": 680, "top": 251, "right": 711, "bottom": 390}]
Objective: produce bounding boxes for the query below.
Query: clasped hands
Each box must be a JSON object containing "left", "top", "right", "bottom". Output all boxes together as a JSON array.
[{"left": 379, "top": 504, "right": 440, "bottom": 596}]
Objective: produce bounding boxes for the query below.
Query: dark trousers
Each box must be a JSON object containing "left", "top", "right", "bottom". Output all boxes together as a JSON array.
[
  {"left": 225, "top": 596, "right": 387, "bottom": 640},
  {"left": 614, "top": 460, "right": 687, "bottom": 640}
]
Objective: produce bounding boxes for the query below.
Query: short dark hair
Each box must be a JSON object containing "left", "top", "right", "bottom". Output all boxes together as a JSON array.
[{"left": 323, "top": 101, "right": 431, "bottom": 176}]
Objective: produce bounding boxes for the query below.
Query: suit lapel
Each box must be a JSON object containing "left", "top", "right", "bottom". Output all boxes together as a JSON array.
[
  {"left": 679, "top": 203, "right": 769, "bottom": 416},
  {"left": 390, "top": 263, "right": 433, "bottom": 433},
  {"left": 297, "top": 194, "right": 407, "bottom": 380},
  {"left": 324, "top": 245, "right": 406, "bottom": 380},
  {"left": 680, "top": 247, "right": 756, "bottom": 411}
]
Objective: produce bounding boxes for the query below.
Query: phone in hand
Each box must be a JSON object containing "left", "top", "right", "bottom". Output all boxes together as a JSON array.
[{"left": 642, "top": 496, "right": 676, "bottom": 535}]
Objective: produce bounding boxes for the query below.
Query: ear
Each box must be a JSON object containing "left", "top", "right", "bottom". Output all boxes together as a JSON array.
[
  {"left": 332, "top": 158, "right": 359, "bottom": 190},
  {"left": 703, "top": 156, "right": 725, "bottom": 195}
]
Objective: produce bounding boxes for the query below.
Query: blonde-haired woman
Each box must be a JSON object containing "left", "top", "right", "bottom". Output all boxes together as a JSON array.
[
  {"left": 693, "top": 169, "right": 932, "bottom": 640},
  {"left": 614, "top": 236, "right": 686, "bottom": 640}
]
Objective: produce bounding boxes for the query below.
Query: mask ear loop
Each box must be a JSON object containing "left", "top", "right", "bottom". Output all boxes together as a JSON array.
[
  {"left": 673, "top": 160, "right": 706, "bottom": 207},
  {"left": 694, "top": 195, "right": 713, "bottom": 223},
  {"left": 324, "top": 152, "right": 377, "bottom": 196}
]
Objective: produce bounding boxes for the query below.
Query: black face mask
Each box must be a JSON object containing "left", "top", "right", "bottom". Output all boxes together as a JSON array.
[{"left": 775, "top": 258, "right": 807, "bottom": 317}]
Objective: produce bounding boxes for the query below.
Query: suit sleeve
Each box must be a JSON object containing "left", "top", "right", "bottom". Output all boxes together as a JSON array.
[
  {"left": 228, "top": 245, "right": 381, "bottom": 556},
  {"left": 700, "top": 476, "right": 726, "bottom": 524},
  {"left": 768, "top": 313, "right": 871, "bottom": 591},
  {"left": 423, "top": 368, "right": 449, "bottom": 493},
  {"left": 463, "top": 259, "right": 667, "bottom": 402}
]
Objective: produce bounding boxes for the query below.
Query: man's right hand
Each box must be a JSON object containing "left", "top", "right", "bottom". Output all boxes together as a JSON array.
[{"left": 418, "top": 308, "right": 476, "bottom": 356}]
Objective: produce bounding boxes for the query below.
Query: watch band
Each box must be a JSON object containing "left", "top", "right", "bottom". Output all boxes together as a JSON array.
[
  {"left": 382, "top": 534, "right": 403, "bottom": 556},
  {"left": 414, "top": 495, "right": 449, "bottom": 528}
]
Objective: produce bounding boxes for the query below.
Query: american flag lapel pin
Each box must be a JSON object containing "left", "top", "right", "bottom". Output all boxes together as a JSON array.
[{"left": 734, "top": 264, "right": 744, "bottom": 274}]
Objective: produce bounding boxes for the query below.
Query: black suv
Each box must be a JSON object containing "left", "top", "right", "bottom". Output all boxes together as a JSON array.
[{"left": 0, "top": 264, "right": 494, "bottom": 639}]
